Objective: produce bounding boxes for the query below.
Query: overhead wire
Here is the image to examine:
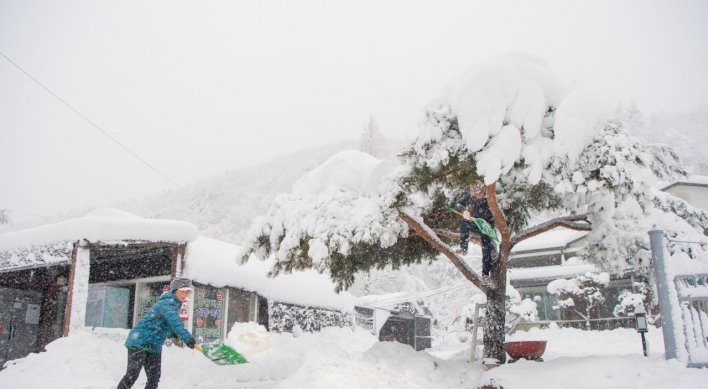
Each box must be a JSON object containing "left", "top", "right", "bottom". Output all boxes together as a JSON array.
[
  {"left": 5, "top": 209, "right": 51, "bottom": 219},
  {"left": 0, "top": 51, "right": 182, "bottom": 189},
  {"left": 361, "top": 279, "right": 475, "bottom": 307}
]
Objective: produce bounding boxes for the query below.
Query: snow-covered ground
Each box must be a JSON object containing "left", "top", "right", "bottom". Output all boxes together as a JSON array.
[{"left": 1, "top": 323, "right": 707, "bottom": 389}]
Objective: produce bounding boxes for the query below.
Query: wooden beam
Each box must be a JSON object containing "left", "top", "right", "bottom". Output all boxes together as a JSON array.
[{"left": 62, "top": 242, "right": 79, "bottom": 337}]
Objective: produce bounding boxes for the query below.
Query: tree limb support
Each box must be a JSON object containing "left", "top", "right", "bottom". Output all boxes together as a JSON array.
[
  {"left": 510, "top": 214, "right": 591, "bottom": 249},
  {"left": 398, "top": 210, "right": 488, "bottom": 293},
  {"left": 408, "top": 228, "right": 482, "bottom": 247}
]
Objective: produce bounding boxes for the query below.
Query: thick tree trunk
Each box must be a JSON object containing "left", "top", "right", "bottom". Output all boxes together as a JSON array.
[
  {"left": 482, "top": 183, "right": 509, "bottom": 364},
  {"left": 483, "top": 288, "right": 507, "bottom": 364}
]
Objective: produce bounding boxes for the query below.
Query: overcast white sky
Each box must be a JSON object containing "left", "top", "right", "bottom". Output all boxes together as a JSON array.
[{"left": 1, "top": 0, "right": 707, "bottom": 222}]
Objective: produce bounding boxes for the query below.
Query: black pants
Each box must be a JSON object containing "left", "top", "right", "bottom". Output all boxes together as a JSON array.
[
  {"left": 117, "top": 348, "right": 162, "bottom": 389},
  {"left": 460, "top": 220, "right": 496, "bottom": 275}
]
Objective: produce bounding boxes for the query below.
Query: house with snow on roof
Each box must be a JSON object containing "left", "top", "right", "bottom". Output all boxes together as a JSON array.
[
  {"left": 0, "top": 209, "right": 354, "bottom": 368},
  {"left": 507, "top": 175, "right": 708, "bottom": 330}
]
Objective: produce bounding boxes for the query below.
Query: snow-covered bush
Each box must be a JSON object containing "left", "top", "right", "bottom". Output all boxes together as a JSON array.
[
  {"left": 268, "top": 301, "right": 354, "bottom": 333},
  {"left": 506, "top": 283, "right": 538, "bottom": 322},
  {"left": 613, "top": 282, "right": 648, "bottom": 317},
  {"left": 548, "top": 272, "right": 609, "bottom": 330}
]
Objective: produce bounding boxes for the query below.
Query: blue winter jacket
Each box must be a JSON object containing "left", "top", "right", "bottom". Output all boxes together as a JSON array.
[{"left": 125, "top": 290, "right": 194, "bottom": 353}]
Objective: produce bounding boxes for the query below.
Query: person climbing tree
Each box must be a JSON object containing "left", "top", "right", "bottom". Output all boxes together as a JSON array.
[{"left": 454, "top": 181, "right": 496, "bottom": 280}]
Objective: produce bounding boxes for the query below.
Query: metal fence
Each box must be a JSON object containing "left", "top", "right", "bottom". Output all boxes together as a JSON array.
[{"left": 553, "top": 317, "right": 636, "bottom": 331}]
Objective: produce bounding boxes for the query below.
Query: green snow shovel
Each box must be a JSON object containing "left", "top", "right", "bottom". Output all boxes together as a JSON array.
[
  {"left": 194, "top": 343, "right": 248, "bottom": 365},
  {"left": 444, "top": 205, "right": 499, "bottom": 242}
]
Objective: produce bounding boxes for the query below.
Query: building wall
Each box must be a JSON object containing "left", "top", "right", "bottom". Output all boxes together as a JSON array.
[{"left": 665, "top": 184, "right": 708, "bottom": 211}]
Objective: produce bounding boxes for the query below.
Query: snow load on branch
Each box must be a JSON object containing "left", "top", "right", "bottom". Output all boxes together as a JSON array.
[
  {"left": 237, "top": 151, "right": 408, "bottom": 270},
  {"left": 418, "top": 52, "right": 613, "bottom": 184}
]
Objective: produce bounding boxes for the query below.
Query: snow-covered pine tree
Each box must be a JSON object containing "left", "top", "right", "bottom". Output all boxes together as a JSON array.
[
  {"left": 0, "top": 209, "right": 10, "bottom": 225},
  {"left": 619, "top": 102, "right": 708, "bottom": 175},
  {"left": 359, "top": 115, "right": 388, "bottom": 159},
  {"left": 237, "top": 53, "right": 708, "bottom": 364}
]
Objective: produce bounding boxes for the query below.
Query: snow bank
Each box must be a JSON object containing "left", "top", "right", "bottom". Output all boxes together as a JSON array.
[
  {"left": 3, "top": 325, "right": 708, "bottom": 389},
  {"left": 275, "top": 340, "right": 476, "bottom": 389},
  {"left": 0, "top": 208, "right": 198, "bottom": 252},
  {"left": 0, "top": 326, "right": 375, "bottom": 389},
  {"left": 225, "top": 322, "right": 273, "bottom": 360},
  {"left": 186, "top": 236, "right": 355, "bottom": 311}
]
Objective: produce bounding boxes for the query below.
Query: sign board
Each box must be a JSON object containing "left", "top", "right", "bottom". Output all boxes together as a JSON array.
[{"left": 192, "top": 285, "right": 224, "bottom": 344}]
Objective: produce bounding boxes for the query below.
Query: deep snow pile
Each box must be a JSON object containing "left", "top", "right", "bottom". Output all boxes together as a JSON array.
[
  {"left": 2, "top": 324, "right": 708, "bottom": 389},
  {"left": 0, "top": 325, "right": 375, "bottom": 389}
]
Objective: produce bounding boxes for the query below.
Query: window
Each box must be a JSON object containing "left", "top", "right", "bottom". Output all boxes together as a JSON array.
[
  {"left": 225, "top": 287, "right": 257, "bottom": 333},
  {"left": 134, "top": 281, "right": 170, "bottom": 325},
  {"left": 517, "top": 287, "right": 564, "bottom": 321}
]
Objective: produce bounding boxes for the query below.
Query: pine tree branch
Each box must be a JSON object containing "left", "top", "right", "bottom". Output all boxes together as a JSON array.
[
  {"left": 398, "top": 210, "right": 488, "bottom": 292},
  {"left": 408, "top": 228, "right": 482, "bottom": 247},
  {"left": 510, "top": 214, "right": 591, "bottom": 248},
  {"left": 419, "top": 166, "right": 464, "bottom": 186}
]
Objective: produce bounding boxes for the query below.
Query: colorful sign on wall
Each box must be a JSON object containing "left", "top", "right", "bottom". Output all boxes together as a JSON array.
[{"left": 192, "top": 285, "right": 224, "bottom": 344}]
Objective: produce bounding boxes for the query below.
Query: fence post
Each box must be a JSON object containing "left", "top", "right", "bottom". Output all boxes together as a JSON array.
[{"left": 648, "top": 228, "right": 678, "bottom": 360}]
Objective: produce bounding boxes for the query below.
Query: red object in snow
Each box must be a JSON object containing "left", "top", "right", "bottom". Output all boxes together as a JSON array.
[{"left": 503, "top": 341, "right": 547, "bottom": 362}]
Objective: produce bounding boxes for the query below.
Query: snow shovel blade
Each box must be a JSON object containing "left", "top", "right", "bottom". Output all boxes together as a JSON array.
[
  {"left": 200, "top": 343, "right": 248, "bottom": 365},
  {"left": 444, "top": 206, "right": 499, "bottom": 242},
  {"left": 474, "top": 218, "right": 499, "bottom": 242}
]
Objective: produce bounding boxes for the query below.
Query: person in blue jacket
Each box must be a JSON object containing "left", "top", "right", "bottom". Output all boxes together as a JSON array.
[
  {"left": 117, "top": 277, "right": 196, "bottom": 389},
  {"left": 454, "top": 181, "right": 497, "bottom": 281}
]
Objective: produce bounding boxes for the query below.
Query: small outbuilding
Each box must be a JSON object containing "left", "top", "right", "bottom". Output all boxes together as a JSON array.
[{"left": 354, "top": 295, "right": 432, "bottom": 351}]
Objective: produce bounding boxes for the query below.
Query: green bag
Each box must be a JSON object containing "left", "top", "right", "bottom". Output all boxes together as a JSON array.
[{"left": 201, "top": 343, "right": 248, "bottom": 365}]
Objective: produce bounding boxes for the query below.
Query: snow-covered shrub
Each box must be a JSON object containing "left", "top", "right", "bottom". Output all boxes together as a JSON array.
[
  {"left": 548, "top": 272, "right": 609, "bottom": 330},
  {"left": 506, "top": 283, "right": 538, "bottom": 322},
  {"left": 613, "top": 282, "right": 648, "bottom": 317},
  {"left": 268, "top": 301, "right": 354, "bottom": 333}
]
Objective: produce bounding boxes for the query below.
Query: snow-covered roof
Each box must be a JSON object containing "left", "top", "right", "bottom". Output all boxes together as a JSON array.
[
  {"left": 0, "top": 208, "right": 198, "bottom": 253},
  {"left": 510, "top": 227, "right": 588, "bottom": 254},
  {"left": 354, "top": 292, "right": 411, "bottom": 307},
  {"left": 508, "top": 263, "right": 598, "bottom": 282},
  {"left": 185, "top": 236, "right": 355, "bottom": 312},
  {"left": 657, "top": 175, "right": 708, "bottom": 191}
]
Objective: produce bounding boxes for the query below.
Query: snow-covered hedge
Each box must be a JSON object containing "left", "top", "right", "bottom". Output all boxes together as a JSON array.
[{"left": 268, "top": 301, "right": 354, "bottom": 333}]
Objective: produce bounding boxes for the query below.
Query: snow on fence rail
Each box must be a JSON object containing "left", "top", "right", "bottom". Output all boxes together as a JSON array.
[
  {"left": 649, "top": 228, "right": 708, "bottom": 368},
  {"left": 674, "top": 273, "right": 708, "bottom": 366}
]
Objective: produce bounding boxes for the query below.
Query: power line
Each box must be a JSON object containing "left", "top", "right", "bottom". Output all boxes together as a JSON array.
[
  {"left": 4, "top": 209, "right": 51, "bottom": 218},
  {"left": 0, "top": 51, "right": 182, "bottom": 189},
  {"left": 362, "top": 279, "right": 475, "bottom": 307}
]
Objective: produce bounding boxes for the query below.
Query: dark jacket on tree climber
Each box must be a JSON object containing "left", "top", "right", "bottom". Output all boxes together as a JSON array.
[{"left": 454, "top": 182, "right": 497, "bottom": 277}]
